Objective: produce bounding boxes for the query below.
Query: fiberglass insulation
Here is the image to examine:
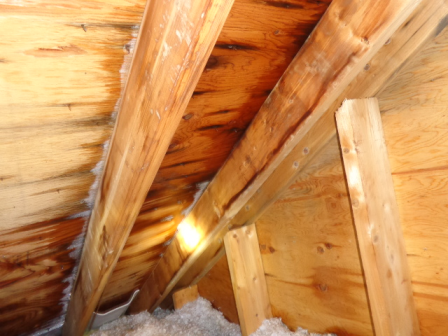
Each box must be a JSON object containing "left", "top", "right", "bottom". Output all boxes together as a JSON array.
[{"left": 90, "top": 297, "right": 335, "bottom": 336}]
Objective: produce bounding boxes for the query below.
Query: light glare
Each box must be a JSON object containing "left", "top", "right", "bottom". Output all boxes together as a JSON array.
[{"left": 178, "top": 220, "right": 201, "bottom": 251}]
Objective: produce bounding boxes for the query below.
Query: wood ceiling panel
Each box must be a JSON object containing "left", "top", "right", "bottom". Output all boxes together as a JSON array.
[
  {"left": 0, "top": 1, "right": 146, "bottom": 334},
  {"left": 99, "top": 0, "right": 332, "bottom": 310}
]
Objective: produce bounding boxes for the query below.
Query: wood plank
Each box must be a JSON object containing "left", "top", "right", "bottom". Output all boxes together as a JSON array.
[
  {"left": 336, "top": 98, "right": 420, "bottom": 335},
  {"left": 224, "top": 224, "right": 272, "bottom": 336},
  {"left": 62, "top": 0, "right": 234, "bottom": 334},
  {"left": 259, "top": 32, "right": 448, "bottom": 334},
  {"left": 131, "top": 1, "right": 446, "bottom": 311},
  {"left": 99, "top": 0, "right": 332, "bottom": 311},
  {"left": 173, "top": 285, "right": 199, "bottom": 310}
]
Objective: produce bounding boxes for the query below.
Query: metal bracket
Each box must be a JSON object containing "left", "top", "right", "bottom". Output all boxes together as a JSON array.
[{"left": 88, "top": 290, "right": 140, "bottom": 331}]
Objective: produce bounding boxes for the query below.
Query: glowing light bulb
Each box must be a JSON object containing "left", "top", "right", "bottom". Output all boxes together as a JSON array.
[{"left": 177, "top": 219, "right": 201, "bottom": 251}]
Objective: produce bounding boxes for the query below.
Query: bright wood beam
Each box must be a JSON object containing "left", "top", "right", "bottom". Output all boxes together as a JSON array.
[
  {"left": 224, "top": 223, "right": 272, "bottom": 336},
  {"left": 62, "top": 0, "right": 234, "bottom": 334},
  {"left": 128, "top": 0, "right": 432, "bottom": 314},
  {"left": 168, "top": 0, "right": 448, "bottom": 296},
  {"left": 336, "top": 98, "right": 420, "bottom": 335}
]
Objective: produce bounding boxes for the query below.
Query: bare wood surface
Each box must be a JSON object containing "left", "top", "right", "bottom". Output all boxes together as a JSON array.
[
  {"left": 257, "top": 30, "right": 448, "bottom": 334},
  {"left": 197, "top": 255, "right": 240, "bottom": 324},
  {"left": 130, "top": 1, "right": 446, "bottom": 311},
  {"left": 62, "top": 0, "right": 234, "bottom": 334},
  {"left": 224, "top": 224, "right": 272, "bottom": 336},
  {"left": 0, "top": 0, "right": 330, "bottom": 332},
  {"left": 0, "top": 1, "right": 146, "bottom": 334},
  {"left": 99, "top": 0, "right": 332, "bottom": 311},
  {"left": 197, "top": 26, "right": 448, "bottom": 334},
  {"left": 172, "top": 285, "right": 199, "bottom": 310},
  {"left": 336, "top": 98, "right": 420, "bottom": 335}
]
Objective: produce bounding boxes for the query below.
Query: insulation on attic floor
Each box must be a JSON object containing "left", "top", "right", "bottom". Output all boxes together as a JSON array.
[{"left": 90, "top": 298, "right": 335, "bottom": 336}]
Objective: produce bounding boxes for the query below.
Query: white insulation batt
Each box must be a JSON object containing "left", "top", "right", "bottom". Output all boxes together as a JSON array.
[{"left": 90, "top": 298, "right": 335, "bottom": 336}]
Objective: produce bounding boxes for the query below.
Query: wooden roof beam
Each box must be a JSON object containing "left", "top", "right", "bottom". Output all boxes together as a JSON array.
[
  {"left": 129, "top": 0, "right": 430, "bottom": 314},
  {"left": 62, "top": 0, "right": 234, "bottom": 334}
]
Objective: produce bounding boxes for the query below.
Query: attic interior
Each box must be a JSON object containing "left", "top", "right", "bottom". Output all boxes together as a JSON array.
[{"left": 1, "top": 0, "right": 448, "bottom": 335}]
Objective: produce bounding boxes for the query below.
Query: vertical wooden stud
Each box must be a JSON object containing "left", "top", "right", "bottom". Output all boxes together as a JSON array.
[
  {"left": 336, "top": 98, "right": 420, "bottom": 335},
  {"left": 173, "top": 285, "right": 199, "bottom": 310},
  {"left": 224, "top": 223, "right": 272, "bottom": 336}
]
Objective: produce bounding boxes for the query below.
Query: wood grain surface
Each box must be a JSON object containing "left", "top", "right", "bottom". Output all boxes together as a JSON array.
[
  {"left": 62, "top": 0, "right": 234, "bottom": 334},
  {"left": 0, "top": 0, "right": 146, "bottom": 334},
  {"left": 129, "top": 0, "right": 421, "bottom": 314},
  {"left": 197, "top": 24, "right": 448, "bottom": 336},
  {"left": 100, "top": 0, "right": 332, "bottom": 311},
  {"left": 171, "top": 0, "right": 448, "bottom": 306},
  {"left": 173, "top": 285, "right": 199, "bottom": 310},
  {"left": 336, "top": 98, "right": 420, "bottom": 336},
  {"left": 224, "top": 224, "right": 272, "bottom": 336},
  {"left": 0, "top": 0, "right": 329, "bottom": 333}
]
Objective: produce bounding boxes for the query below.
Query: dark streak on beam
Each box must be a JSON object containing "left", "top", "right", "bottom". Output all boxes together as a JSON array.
[
  {"left": 197, "top": 124, "right": 226, "bottom": 131},
  {"left": 264, "top": 1, "right": 305, "bottom": 9},
  {"left": 214, "top": 43, "right": 258, "bottom": 51}
]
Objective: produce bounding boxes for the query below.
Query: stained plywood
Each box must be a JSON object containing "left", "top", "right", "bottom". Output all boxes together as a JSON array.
[
  {"left": 197, "top": 24, "right": 448, "bottom": 336},
  {"left": 0, "top": 0, "right": 331, "bottom": 331},
  {"left": 0, "top": 1, "right": 146, "bottom": 334},
  {"left": 0, "top": 22, "right": 138, "bottom": 229},
  {"left": 0, "top": 217, "right": 85, "bottom": 335},
  {"left": 100, "top": 0, "right": 332, "bottom": 310}
]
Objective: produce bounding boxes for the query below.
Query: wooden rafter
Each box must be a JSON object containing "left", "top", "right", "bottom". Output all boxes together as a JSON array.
[
  {"left": 129, "top": 0, "right": 425, "bottom": 314},
  {"left": 336, "top": 98, "right": 420, "bottom": 335},
  {"left": 62, "top": 0, "right": 234, "bottom": 334}
]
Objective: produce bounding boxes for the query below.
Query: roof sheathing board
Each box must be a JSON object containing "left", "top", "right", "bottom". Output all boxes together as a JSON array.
[{"left": 0, "top": 0, "right": 145, "bottom": 334}]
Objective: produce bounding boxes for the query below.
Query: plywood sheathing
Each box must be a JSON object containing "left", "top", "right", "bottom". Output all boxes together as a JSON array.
[{"left": 0, "top": 0, "right": 146, "bottom": 334}]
